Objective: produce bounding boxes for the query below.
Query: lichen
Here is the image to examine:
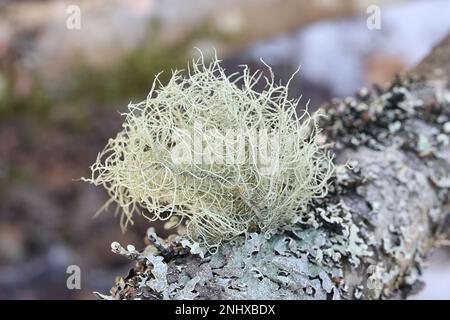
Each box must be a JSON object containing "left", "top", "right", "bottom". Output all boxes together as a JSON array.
[
  {"left": 100, "top": 162, "right": 375, "bottom": 300},
  {"left": 320, "top": 77, "right": 450, "bottom": 299},
  {"left": 83, "top": 52, "right": 334, "bottom": 249},
  {"left": 96, "top": 68, "right": 450, "bottom": 301}
]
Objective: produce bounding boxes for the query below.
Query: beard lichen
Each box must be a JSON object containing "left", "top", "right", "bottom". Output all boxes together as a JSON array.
[{"left": 83, "top": 52, "right": 334, "bottom": 250}]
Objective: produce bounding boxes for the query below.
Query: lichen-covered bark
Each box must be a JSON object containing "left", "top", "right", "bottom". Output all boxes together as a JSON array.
[{"left": 96, "top": 35, "right": 450, "bottom": 300}]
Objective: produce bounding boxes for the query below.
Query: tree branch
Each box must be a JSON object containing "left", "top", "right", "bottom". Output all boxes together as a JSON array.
[{"left": 97, "top": 34, "right": 450, "bottom": 300}]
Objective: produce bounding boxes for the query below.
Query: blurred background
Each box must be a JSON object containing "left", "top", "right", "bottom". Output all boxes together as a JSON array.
[{"left": 0, "top": 0, "right": 449, "bottom": 299}]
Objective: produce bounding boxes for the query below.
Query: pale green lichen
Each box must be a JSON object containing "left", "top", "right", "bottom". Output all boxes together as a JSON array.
[
  {"left": 99, "top": 131, "right": 389, "bottom": 300},
  {"left": 83, "top": 52, "right": 334, "bottom": 249},
  {"left": 97, "top": 62, "right": 450, "bottom": 301}
]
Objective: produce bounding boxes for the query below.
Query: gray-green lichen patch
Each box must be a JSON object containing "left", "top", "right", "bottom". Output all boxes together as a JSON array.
[
  {"left": 98, "top": 162, "right": 376, "bottom": 300},
  {"left": 323, "top": 77, "right": 450, "bottom": 210},
  {"left": 321, "top": 77, "right": 450, "bottom": 299},
  {"left": 321, "top": 78, "right": 450, "bottom": 158}
]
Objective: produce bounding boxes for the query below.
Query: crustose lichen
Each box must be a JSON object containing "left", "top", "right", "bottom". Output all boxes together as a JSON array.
[{"left": 83, "top": 52, "right": 334, "bottom": 250}]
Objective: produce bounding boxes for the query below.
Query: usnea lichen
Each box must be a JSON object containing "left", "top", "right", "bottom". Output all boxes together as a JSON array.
[{"left": 83, "top": 52, "right": 334, "bottom": 249}]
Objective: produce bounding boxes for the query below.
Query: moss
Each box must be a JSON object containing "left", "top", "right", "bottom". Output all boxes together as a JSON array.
[
  {"left": 0, "top": 76, "right": 52, "bottom": 120},
  {"left": 0, "top": 23, "right": 191, "bottom": 126},
  {"left": 0, "top": 18, "right": 245, "bottom": 130},
  {"left": 67, "top": 39, "right": 188, "bottom": 107},
  {"left": 66, "top": 20, "right": 242, "bottom": 109}
]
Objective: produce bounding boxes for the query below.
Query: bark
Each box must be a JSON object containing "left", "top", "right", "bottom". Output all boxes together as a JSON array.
[{"left": 97, "top": 34, "right": 450, "bottom": 300}]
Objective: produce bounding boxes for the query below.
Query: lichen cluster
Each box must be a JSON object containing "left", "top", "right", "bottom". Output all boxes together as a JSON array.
[
  {"left": 83, "top": 53, "right": 334, "bottom": 249},
  {"left": 91, "top": 56, "right": 450, "bottom": 301},
  {"left": 96, "top": 161, "right": 375, "bottom": 300},
  {"left": 97, "top": 77, "right": 450, "bottom": 301},
  {"left": 322, "top": 77, "right": 450, "bottom": 204},
  {"left": 322, "top": 77, "right": 450, "bottom": 152},
  {"left": 321, "top": 77, "right": 450, "bottom": 299}
]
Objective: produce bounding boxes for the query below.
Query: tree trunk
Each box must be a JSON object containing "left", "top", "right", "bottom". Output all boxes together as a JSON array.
[{"left": 97, "top": 34, "right": 450, "bottom": 300}]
